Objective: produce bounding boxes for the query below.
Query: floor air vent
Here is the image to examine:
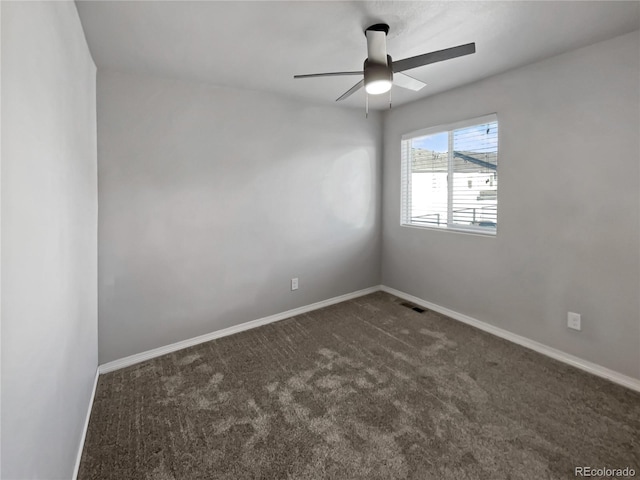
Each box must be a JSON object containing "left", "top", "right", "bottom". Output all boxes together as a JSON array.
[{"left": 400, "top": 302, "right": 426, "bottom": 314}]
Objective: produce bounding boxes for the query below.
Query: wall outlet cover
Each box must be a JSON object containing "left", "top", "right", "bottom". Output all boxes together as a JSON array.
[{"left": 567, "top": 312, "right": 581, "bottom": 331}]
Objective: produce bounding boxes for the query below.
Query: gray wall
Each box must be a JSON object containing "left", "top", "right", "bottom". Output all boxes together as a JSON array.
[
  {"left": 1, "top": 2, "right": 97, "bottom": 479},
  {"left": 382, "top": 31, "right": 640, "bottom": 379},
  {"left": 97, "top": 71, "right": 381, "bottom": 364}
]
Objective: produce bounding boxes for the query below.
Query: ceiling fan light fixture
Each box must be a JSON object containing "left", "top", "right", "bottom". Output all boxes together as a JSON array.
[
  {"left": 365, "top": 79, "right": 392, "bottom": 95},
  {"left": 364, "top": 58, "right": 393, "bottom": 95}
]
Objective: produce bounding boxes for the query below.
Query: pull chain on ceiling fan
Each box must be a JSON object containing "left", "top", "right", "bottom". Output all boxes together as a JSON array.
[{"left": 294, "top": 23, "right": 476, "bottom": 116}]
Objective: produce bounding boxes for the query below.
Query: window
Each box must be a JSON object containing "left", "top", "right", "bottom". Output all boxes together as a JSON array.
[{"left": 401, "top": 114, "right": 498, "bottom": 235}]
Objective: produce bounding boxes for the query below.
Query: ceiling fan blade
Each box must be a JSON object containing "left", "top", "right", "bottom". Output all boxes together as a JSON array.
[
  {"left": 393, "top": 72, "right": 427, "bottom": 91},
  {"left": 294, "top": 71, "right": 363, "bottom": 79},
  {"left": 336, "top": 79, "right": 364, "bottom": 101},
  {"left": 366, "top": 29, "right": 388, "bottom": 65},
  {"left": 392, "top": 43, "right": 476, "bottom": 73}
]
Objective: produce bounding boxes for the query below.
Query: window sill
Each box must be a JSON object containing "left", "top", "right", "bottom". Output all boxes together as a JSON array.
[{"left": 400, "top": 222, "right": 497, "bottom": 237}]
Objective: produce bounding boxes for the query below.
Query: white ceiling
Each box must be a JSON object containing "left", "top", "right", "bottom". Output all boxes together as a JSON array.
[{"left": 76, "top": 1, "right": 640, "bottom": 110}]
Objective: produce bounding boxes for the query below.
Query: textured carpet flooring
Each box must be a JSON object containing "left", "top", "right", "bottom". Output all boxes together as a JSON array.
[{"left": 79, "top": 292, "right": 640, "bottom": 479}]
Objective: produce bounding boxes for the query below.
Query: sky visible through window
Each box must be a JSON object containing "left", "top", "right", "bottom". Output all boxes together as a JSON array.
[{"left": 412, "top": 124, "right": 498, "bottom": 153}]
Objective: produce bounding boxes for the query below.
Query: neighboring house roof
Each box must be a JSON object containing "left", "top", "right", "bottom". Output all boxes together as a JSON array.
[{"left": 411, "top": 148, "right": 497, "bottom": 173}]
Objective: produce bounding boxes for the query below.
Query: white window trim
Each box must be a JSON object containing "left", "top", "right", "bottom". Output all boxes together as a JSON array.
[{"left": 400, "top": 113, "right": 499, "bottom": 236}]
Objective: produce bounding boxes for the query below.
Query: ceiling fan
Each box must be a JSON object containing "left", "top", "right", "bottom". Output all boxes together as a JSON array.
[{"left": 294, "top": 23, "right": 476, "bottom": 115}]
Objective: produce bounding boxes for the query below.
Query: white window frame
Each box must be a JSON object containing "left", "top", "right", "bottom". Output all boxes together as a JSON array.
[{"left": 401, "top": 113, "right": 499, "bottom": 236}]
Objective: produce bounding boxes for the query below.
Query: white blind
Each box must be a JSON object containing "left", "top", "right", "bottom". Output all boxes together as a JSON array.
[{"left": 401, "top": 114, "right": 498, "bottom": 234}]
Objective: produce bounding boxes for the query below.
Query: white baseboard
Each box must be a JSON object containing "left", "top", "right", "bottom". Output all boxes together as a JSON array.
[
  {"left": 97, "top": 283, "right": 640, "bottom": 392},
  {"left": 98, "top": 285, "right": 381, "bottom": 374},
  {"left": 380, "top": 285, "right": 640, "bottom": 393},
  {"left": 72, "top": 368, "right": 99, "bottom": 480}
]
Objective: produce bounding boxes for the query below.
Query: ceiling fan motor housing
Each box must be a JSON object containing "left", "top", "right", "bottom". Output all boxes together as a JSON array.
[{"left": 364, "top": 55, "right": 393, "bottom": 93}]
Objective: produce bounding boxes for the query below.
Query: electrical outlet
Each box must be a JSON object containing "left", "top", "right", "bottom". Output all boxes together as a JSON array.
[
  {"left": 291, "top": 277, "right": 299, "bottom": 291},
  {"left": 567, "top": 312, "right": 581, "bottom": 331}
]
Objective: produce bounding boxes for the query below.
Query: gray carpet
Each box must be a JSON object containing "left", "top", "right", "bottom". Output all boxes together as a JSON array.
[{"left": 78, "top": 292, "right": 640, "bottom": 479}]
